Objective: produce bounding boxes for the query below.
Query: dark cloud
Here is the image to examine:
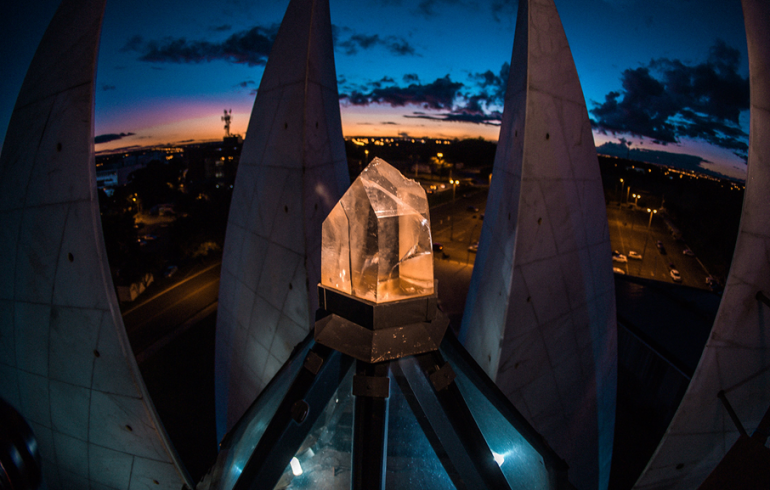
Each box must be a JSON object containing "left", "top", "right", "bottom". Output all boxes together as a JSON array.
[
  {"left": 415, "top": 0, "right": 463, "bottom": 18},
  {"left": 341, "top": 72, "right": 504, "bottom": 125},
  {"left": 211, "top": 24, "right": 232, "bottom": 32},
  {"left": 341, "top": 75, "right": 462, "bottom": 110},
  {"left": 381, "top": 121, "right": 398, "bottom": 125},
  {"left": 95, "top": 132, "right": 135, "bottom": 144},
  {"left": 403, "top": 73, "right": 419, "bottom": 83},
  {"left": 236, "top": 80, "right": 256, "bottom": 88},
  {"left": 102, "top": 84, "right": 116, "bottom": 91},
  {"left": 122, "top": 25, "right": 277, "bottom": 66},
  {"left": 337, "top": 33, "right": 416, "bottom": 56},
  {"left": 490, "top": 0, "right": 517, "bottom": 22},
  {"left": 591, "top": 40, "right": 749, "bottom": 158},
  {"left": 468, "top": 62, "right": 509, "bottom": 108}
]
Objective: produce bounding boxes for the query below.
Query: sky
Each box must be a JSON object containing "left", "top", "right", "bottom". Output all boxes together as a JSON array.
[{"left": 0, "top": 0, "right": 750, "bottom": 177}]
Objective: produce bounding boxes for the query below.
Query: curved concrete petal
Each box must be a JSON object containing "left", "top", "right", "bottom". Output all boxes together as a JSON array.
[
  {"left": 215, "top": 0, "right": 349, "bottom": 439},
  {"left": 0, "top": 1, "right": 190, "bottom": 488},
  {"left": 633, "top": 2, "right": 770, "bottom": 488},
  {"left": 460, "top": 1, "right": 616, "bottom": 488}
]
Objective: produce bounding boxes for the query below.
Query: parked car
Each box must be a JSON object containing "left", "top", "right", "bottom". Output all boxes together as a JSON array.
[
  {"left": 432, "top": 243, "right": 444, "bottom": 253},
  {"left": 683, "top": 248, "right": 695, "bottom": 257},
  {"left": 613, "top": 267, "right": 626, "bottom": 275},
  {"left": 467, "top": 206, "right": 479, "bottom": 212},
  {"left": 163, "top": 265, "right": 178, "bottom": 278},
  {"left": 656, "top": 241, "right": 667, "bottom": 254},
  {"left": 628, "top": 251, "right": 642, "bottom": 260},
  {"left": 667, "top": 262, "right": 676, "bottom": 270},
  {"left": 468, "top": 241, "right": 479, "bottom": 253},
  {"left": 612, "top": 251, "right": 628, "bottom": 263},
  {"left": 670, "top": 269, "right": 682, "bottom": 282}
]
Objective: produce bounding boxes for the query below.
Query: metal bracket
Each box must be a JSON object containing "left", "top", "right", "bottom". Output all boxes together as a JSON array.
[
  {"left": 429, "top": 362, "right": 456, "bottom": 392},
  {"left": 756, "top": 291, "right": 770, "bottom": 308},
  {"left": 290, "top": 400, "right": 309, "bottom": 424},
  {"left": 303, "top": 350, "right": 324, "bottom": 375},
  {"left": 353, "top": 374, "right": 390, "bottom": 398}
]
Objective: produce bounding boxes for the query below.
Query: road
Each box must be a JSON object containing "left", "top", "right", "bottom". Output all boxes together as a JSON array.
[
  {"left": 607, "top": 204, "right": 711, "bottom": 289},
  {"left": 122, "top": 262, "right": 221, "bottom": 357}
]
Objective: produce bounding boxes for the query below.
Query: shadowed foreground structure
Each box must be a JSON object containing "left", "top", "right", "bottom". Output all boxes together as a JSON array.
[
  {"left": 0, "top": 0, "right": 191, "bottom": 488},
  {"left": 460, "top": 1, "right": 616, "bottom": 488}
]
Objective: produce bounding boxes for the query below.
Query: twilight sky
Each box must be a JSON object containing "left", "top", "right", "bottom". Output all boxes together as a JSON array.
[{"left": 0, "top": 0, "right": 750, "bottom": 177}]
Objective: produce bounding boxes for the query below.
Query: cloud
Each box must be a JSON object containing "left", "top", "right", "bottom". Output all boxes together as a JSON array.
[
  {"left": 341, "top": 72, "right": 504, "bottom": 125},
  {"left": 102, "top": 84, "right": 116, "bottom": 91},
  {"left": 490, "top": 0, "right": 518, "bottom": 22},
  {"left": 591, "top": 40, "right": 749, "bottom": 158},
  {"left": 403, "top": 73, "right": 419, "bottom": 83},
  {"left": 337, "top": 33, "right": 417, "bottom": 56},
  {"left": 381, "top": 121, "right": 398, "bottom": 125},
  {"left": 122, "top": 25, "right": 277, "bottom": 66},
  {"left": 341, "top": 75, "right": 462, "bottom": 110},
  {"left": 210, "top": 24, "right": 232, "bottom": 32},
  {"left": 95, "top": 132, "right": 135, "bottom": 144},
  {"left": 236, "top": 80, "right": 256, "bottom": 88},
  {"left": 415, "top": 0, "right": 463, "bottom": 18}
]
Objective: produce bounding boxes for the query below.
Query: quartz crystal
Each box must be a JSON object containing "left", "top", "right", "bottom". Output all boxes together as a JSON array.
[{"left": 322, "top": 157, "right": 434, "bottom": 302}]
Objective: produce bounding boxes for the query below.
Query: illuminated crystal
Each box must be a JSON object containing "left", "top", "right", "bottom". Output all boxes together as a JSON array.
[{"left": 322, "top": 157, "right": 434, "bottom": 302}]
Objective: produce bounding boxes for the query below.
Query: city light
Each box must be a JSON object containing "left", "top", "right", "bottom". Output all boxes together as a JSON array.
[
  {"left": 290, "top": 457, "right": 303, "bottom": 476},
  {"left": 493, "top": 452, "right": 505, "bottom": 466}
]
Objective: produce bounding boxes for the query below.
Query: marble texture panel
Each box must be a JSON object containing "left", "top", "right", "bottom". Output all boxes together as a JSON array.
[
  {"left": 633, "top": 2, "right": 770, "bottom": 488},
  {"left": 460, "top": 1, "right": 616, "bottom": 488},
  {"left": 215, "top": 0, "right": 349, "bottom": 440},
  {"left": 0, "top": 0, "right": 190, "bottom": 488}
]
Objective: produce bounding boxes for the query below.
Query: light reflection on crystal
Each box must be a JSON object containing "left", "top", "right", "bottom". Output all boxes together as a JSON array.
[{"left": 321, "top": 158, "right": 433, "bottom": 302}]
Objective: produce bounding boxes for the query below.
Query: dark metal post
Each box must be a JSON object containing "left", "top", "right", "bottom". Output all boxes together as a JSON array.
[
  {"left": 352, "top": 361, "right": 390, "bottom": 490},
  {"left": 718, "top": 390, "right": 748, "bottom": 437}
]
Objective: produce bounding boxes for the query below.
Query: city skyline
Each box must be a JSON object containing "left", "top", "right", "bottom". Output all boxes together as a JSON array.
[{"left": 1, "top": 0, "right": 749, "bottom": 176}]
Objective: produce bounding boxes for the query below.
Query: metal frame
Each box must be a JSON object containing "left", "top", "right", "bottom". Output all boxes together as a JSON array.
[{"left": 232, "top": 344, "right": 353, "bottom": 490}]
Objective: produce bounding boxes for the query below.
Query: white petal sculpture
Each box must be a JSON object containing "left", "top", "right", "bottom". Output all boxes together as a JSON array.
[
  {"left": 0, "top": 0, "right": 190, "bottom": 488},
  {"left": 633, "top": 1, "right": 770, "bottom": 488},
  {"left": 215, "top": 0, "right": 349, "bottom": 440},
  {"left": 459, "top": 1, "right": 616, "bottom": 488}
]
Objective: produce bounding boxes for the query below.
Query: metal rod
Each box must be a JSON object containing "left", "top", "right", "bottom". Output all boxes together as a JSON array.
[
  {"left": 352, "top": 361, "right": 390, "bottom": 490},
  {"left": 232, "top": 345, "right": 353, "bottom": 490},
  {"left": 717, "top": 390, "right": 748, "bottom": 437}
]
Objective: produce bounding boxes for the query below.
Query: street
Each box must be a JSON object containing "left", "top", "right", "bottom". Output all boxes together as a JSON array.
[
  {"left": 122, "top": 261, "right": 222, "bottom": 357},
  {"left": 607, "top": 204, "right": 711, "bottom": 289}
]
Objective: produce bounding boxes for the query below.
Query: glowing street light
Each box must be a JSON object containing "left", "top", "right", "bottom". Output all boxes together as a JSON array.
[{"left": 640, "top": 208, "right": 658, "bottom": 275}]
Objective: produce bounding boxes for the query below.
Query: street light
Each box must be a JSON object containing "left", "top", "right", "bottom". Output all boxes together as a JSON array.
[
  {"left": 632, "top": 193, "right": 639, "bottom": 207},
  {"left": 619, "top": 178, "right": 625, "bottom": 203},
  {"left": 640, "top": 208, "right": 658, "bottom": 276},
  {"left": 450, "top": 178, "right": 457, "bottom": 201}
]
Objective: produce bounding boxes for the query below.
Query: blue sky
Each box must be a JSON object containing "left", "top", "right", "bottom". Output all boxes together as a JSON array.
[{"left": 0, "top": 0, "right": 750, "bottom": 176}]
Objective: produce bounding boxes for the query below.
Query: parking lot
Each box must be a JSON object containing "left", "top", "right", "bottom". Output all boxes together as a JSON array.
[{"left": 607, "top": 204, "right": 713, "bottom": 289}]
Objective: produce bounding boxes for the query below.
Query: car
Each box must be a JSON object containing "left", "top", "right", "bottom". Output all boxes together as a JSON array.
[
  {"left": 670, "top": 269, "right": 682, "bottom": 282},
  {"left": 468, "top": 241, "right": 479, "bottom": 253},
  {"left": 613, "top": 267, "right": 626, "bottom": 275},
  {"left": 163, "top": 265, "right": 178, "bottom": 278},
  {"left": 628, "top": 251, "right": 642, "bottom": 260},
  {"left": 480, "top": 213, "right": 485, "bottom": 220},
  {"left": 467, "top": 206, "right": 479, "bottom": 212},
  {"left": 432, "top": 243, "right": 444, "bottom": 253},
  {"left": 683, "top": 248, "right": 695, "bottom": 257},
  {"left": 656, "top": 241, "right": 667, "bottom": 254},
  {"left": 612, "top": 253, "right": 628, "bottom": 263},
  {"left": 667, "top": 262, "right": 676, "bottom": 270}
]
